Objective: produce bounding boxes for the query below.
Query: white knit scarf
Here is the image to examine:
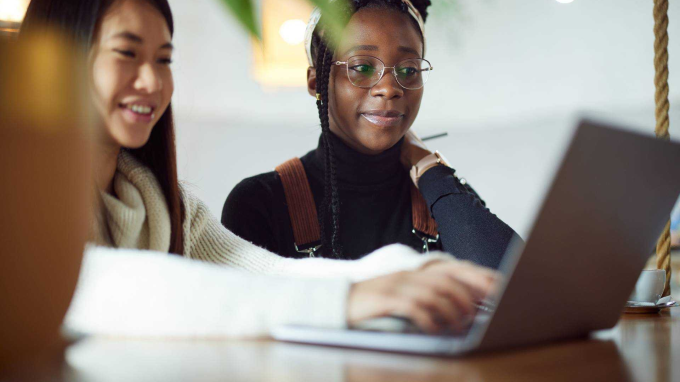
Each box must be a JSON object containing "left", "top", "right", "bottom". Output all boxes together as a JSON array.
[{"left": 95, "top": 151, "right": 171, "bottom": 252}]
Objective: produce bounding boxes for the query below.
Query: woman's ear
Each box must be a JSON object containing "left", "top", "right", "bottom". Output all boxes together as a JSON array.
[{"left": 307, "top": 66, "right": 317, "bottom": 98}]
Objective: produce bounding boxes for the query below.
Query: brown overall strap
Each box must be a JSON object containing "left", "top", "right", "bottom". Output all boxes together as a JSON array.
[
  {"left": 410, "top": 182, "right": 439, "bottom": 238},
  {"left": 277, "top": 157, "right": 439, "bottom": 253},
  {"left": 275, "top": 158, "right": 321, "bottom": 253}
]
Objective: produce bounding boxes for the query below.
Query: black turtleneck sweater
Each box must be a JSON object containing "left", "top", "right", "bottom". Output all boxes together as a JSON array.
[{"left": 221, "top": 134, "right": 520, "bottom": 268}]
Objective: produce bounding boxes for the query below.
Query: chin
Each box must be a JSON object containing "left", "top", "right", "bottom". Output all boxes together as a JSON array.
[
  {"left": 110, "top": 126, "right": 154, "bottom": 149},
  {"left": 121, "top": 139, "right": 150, "bottom": 149},
  {"left": 352, "top": 118, "right": 408, "bottom": 152},
  {"left": 356, "top": 130, "right": 404, "bottom": 154}
]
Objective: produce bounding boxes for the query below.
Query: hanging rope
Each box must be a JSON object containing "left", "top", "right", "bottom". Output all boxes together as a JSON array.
[{"left": 653, "top": 0, "right": 672, "bottom": 297}]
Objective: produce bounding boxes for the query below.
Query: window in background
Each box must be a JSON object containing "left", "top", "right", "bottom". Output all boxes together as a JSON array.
[
  {"left": 671, "top": 197, "right": 680, "bottom": 248},
  {"left": 252, "top": 0, "right": 312, "bottom": 88}
]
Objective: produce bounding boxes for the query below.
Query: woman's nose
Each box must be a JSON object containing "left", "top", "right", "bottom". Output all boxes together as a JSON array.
[
  {"left": 134, "top": 63, "right": 162, "bottom": 93},
  {"left": 369, "top": 68, "right": 404, "bottom": 99}
]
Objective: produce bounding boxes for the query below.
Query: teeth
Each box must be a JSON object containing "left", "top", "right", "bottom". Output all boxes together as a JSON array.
[{"left": 127, "top": 104, "right": 152, "bottom": 115}]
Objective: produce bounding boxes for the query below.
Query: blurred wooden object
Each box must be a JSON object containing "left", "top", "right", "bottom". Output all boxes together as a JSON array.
[
  {"left": 0, "top": 21, "right": 21, "bottom": 40},
  {"left": 0, "top": 21, "right": 20, "bottom": 39},
  {"left": 0, "top": 31, "right": 92, "bottom": 372}
]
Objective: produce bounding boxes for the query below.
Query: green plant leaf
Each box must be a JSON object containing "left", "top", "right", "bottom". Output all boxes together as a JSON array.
[
  {"left": 217, "top": 0, "right": 261, "bottom": 40},
  {"left": 304, "top": 0, "right": 350, "bottom": 46}
]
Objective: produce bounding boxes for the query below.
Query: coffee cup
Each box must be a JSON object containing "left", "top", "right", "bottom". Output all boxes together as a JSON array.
[{"left": 628, "top": 269, "right": 666, "bottom": 304}]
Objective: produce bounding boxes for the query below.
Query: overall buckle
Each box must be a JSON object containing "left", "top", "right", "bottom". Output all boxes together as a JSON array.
[
  {"left": 412, "top": 229, "right": 439, "bottom": 253},
  {"left": 295, "top": 242, "right": 322, "bottom": 258}
]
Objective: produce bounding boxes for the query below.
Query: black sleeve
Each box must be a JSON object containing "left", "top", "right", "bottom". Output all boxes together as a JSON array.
[
  {"left": 418, "top": 165, "right": 522, "bottom": 269},
  {"left": 221, "top": 176, "right": 279, "bottom": 254}
]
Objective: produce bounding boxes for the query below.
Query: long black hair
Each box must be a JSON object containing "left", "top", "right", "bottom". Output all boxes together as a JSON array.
[
  {"left": 311, "top": 0, "right": 431, "bottom": 258},
  {"left": 21, "top": 0, "right": 185, "bottom": 255}
]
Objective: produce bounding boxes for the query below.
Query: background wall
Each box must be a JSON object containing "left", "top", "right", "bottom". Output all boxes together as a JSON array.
[{"left": 167, "top": 0, "right": 680, "bottom": 238}]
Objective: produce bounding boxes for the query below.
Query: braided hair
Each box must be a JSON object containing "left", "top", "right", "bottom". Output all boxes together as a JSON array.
[{"left": 310, "top": 0, "right": 431, "bottom": 258}]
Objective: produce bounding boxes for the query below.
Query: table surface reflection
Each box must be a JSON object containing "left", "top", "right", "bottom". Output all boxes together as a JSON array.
[{"left": 19, "top": 308, "right": 680, "bottom": 382}]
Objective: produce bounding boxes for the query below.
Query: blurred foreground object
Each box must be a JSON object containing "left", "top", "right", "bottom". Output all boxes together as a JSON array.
[
  {"left": 0, "top": 0, "right": 30, "bottom": 40},
  {"left": 0, "top": 29, "right": 92, "bottom": 372}
]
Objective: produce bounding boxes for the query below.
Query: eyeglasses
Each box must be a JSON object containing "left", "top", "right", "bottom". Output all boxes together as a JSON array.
[{"left": 333, "top": 55, "right": 433, "bottom": 90}]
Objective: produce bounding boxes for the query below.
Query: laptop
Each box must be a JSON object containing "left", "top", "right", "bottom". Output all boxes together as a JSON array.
[{"left": 271, "top": 119, "right": 680, "bottom": 355}]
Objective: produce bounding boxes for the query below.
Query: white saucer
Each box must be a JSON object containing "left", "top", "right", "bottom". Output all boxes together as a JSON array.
[{"left": 624, "top": 297, "right": 677, "bottom": 314}]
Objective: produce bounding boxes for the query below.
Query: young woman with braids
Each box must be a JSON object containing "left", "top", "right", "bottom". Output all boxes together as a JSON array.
[
  {"left": 20, "top": 0, "right": 499, "bottom": 336},
  {"left": 222, "top": 0, "right": 520, "bottom": 269}
]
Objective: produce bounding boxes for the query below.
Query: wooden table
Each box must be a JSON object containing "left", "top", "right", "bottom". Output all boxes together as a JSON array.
[{"left": 13, "top": 308, "right": 680, "bottom": 382}]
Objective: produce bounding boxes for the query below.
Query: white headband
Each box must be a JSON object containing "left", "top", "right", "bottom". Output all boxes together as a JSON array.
[{"left": 304, "top": 0, "right": 427, "bottom": 67}]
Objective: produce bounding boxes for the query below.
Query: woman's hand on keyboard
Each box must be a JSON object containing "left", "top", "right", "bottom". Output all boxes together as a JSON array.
[
  {"left": 347, "top": 262, "right": 498, "bottom": 334},
  {"left": 420, "top": 259, "right": 501, "bottom": 301}
]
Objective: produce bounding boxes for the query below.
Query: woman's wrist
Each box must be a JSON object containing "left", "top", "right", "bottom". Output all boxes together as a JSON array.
[{"left": 409, "top": 151, "right": 453, "bottom": 188}]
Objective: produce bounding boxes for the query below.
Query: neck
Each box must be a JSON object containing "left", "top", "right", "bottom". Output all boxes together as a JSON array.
[
  {"left": 96, "top": 142, "right": 121, "bottom": 195},
  {"left": 328, "top": 124, "right": 383, "bottom": 156},
  {"left": 313, "top": 131, "right": 404, "bottom": 186}
]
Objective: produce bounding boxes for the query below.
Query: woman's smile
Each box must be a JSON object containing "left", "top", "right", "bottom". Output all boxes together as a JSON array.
[
  {"left": 118, "top": 101, "right": 157, "bottom": 123},
  {"left": 359, "top": 109, "right": 404, "bottom": 128}
]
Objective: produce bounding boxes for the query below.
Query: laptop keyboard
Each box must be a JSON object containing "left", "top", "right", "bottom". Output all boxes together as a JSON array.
[{"left": 353, "top": 301, "right": 495, "bottom": 336}]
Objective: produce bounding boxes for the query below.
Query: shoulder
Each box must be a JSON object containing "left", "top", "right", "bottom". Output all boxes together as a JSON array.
[
  {"left": 299, "top": 150, "right": 320, "bottom": 176},
  {"left": 178, "top": 183, "right": 209, "bottom": 224},
  {"left": 232, "top": 171, "right": 280, "bottom": 197},
  {"left": 225, "top": 171, "right": 281, "bottom": 210},
  {"left": 222, "top": 170, "right": 285, "bottom": 225}
]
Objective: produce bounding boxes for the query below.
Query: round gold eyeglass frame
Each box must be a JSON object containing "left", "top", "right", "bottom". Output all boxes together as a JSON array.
[{"left": 333, "top": 55, "right": 434, "bottom": 90}]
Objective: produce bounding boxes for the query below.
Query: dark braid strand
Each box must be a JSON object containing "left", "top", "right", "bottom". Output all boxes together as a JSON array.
[
  {"left": 317, "top": 41, "right": 343, "bottom": 258},
  {"left": 314, "top": 41, "right": 332, "bottom": 255},
  {"left": 320, "top": 49, "right": 342, "bottom": 257}
]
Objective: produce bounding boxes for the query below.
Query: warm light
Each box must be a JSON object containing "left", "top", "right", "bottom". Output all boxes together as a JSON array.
[
  {"left": 278, "top": 19, "right": 306, "bottom": 45},
  {"left": 555, "top": 0, "right": 574, "bottom": 3},
  {"left": 0, "top": 0, "right": 31, "bottom": 23},
  {"left": 252, "top": 0, "right": 313, "bottom": 88}
]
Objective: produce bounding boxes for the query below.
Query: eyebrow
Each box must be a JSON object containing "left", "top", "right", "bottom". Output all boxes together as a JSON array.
[
  {"left": 342, "top": 44, "right": 421, "bottom": 57},
  {"left": 398, "top": 46, "right": 421, "bottom": 56},
  {"left": 342, "top": 44, "right": 378, "bottom": 57},
  {"left": 110, "top": 31, "right": 174, "bottom": 50}
]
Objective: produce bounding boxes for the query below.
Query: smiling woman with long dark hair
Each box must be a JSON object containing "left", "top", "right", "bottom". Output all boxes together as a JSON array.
[
  {"left": 23, "top": 0, "right": 184, "bottom": 253},
  {"left": 18, "top": 0, "right": 500, "bottom": 335},
  {"left": 222, "top": 0, "right": 520, "bottom": 268}
]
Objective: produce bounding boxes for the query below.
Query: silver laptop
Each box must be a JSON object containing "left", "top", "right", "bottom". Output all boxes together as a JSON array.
[{"left": 271, "top": 120, "right": 680, "bottom": 355}]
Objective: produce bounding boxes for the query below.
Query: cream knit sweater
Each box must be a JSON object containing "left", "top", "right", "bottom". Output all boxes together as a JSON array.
[{"left": 64, "top": 151, "right": 451, "bottom": 338}]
